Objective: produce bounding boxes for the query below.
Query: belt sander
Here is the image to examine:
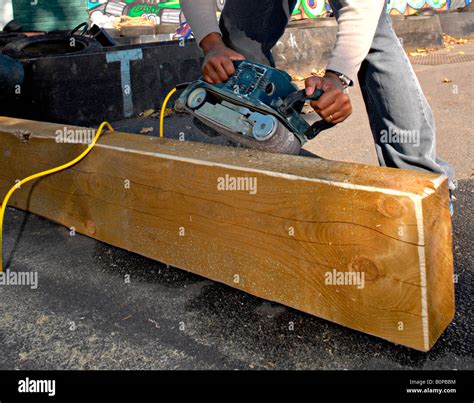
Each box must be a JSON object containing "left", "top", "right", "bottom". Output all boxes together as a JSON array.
[{"left": 174, "top": 60, "right": 334, "bottom": 154}]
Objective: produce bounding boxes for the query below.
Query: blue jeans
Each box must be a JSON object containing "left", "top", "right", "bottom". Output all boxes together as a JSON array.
[{"left": 219, "top": 0, "right": 455, "bottom": 189}]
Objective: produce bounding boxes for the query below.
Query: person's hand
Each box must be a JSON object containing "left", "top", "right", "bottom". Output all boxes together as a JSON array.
[
  {"left": 200, "top": 33, "right": 245, "bottom": 84},
  {"left": 305, "top": 73, "right": 352, "bottom": 124}
]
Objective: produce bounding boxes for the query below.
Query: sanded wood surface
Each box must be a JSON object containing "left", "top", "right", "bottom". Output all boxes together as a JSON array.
[{"left": 0, "top": 117, "right": 454, "bottom": 351}]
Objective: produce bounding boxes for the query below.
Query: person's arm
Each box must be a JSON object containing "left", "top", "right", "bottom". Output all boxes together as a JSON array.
[
  {"left": 180, "top": 0, "right": 245, "bottom": 83},
  {"left": 306, "top": 0, "right": 385, "bottom": 124},
  {"left": 326, "top": 0, "right": 385, "bottom": 83},
  {"left": 180, "top": 0, "right": 220, "bottom": 47}
]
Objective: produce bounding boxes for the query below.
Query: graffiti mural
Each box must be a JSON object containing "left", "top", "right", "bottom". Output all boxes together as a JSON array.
[
  {"left": 87, "top": 0, "right": 473, "bottom": 30},
  {"left": 291, "top": 0, "right": 331, "bottom": 19},
  {"left": 87, "top": 0, "right": 224, "bottom": 28},
  {"left": 290, "top": 0, "right": 455, "bottom": 18},
  {"left": 291, "top": 0, "right": 469, "bottom": 17},
  {"left": 88, "top": 1, "right": 182, "bottom": 27},
  {"left": 386, "top": 0, "right": 448, "bottom": 15}
]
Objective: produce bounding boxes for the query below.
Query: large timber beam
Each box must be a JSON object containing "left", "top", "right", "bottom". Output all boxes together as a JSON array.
[{"left": 0, "top": 117, "right": 454, "bottom": 351}]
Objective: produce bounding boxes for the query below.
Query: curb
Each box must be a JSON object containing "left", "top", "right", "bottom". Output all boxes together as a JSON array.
[{"left": 439, "top": 11, "right": 474, "bottom": 38}]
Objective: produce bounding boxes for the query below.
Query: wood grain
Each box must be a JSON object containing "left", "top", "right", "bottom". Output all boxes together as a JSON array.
[{"left": 0, "top": 117, "right": 454, "bottom": 351}]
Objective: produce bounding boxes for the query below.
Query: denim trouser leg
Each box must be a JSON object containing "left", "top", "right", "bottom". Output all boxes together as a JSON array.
[
  {"left": 220, "top": 0, "right": 455, "bottom": 189},
  {"left": 329, "top": 1, "right": 455, "bottom": 189}
]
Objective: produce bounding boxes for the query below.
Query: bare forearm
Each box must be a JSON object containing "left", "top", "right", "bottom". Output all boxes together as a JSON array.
[{"left": 200, "top": 32, "right": 225, "bottom": 54}]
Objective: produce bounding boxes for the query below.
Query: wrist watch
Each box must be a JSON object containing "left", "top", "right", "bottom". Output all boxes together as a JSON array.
[{"left": 325, "top": 69, "right": 353, "bottom": 92}]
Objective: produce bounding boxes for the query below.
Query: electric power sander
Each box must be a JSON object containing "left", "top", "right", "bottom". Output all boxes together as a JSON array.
[{"left": 174, "top": 60, "right": 335, "bottom": 155}]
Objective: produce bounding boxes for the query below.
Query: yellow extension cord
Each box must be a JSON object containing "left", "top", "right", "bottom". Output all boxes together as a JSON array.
[
  {"left": 0, "top": 88, "right": 178, "bottom": 272},
  {"left": 160, "top": 87, "right": 176, "bottom": 139}
]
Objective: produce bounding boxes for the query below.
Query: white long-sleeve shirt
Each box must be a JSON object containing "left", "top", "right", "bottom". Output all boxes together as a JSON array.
[{"left": 180, "top": 0, "right": 385, "bottom": 82}]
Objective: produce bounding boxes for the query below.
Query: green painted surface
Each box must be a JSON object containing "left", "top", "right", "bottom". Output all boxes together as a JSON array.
[{"left": 13, "top": 0, "right": 88, "bottom": 31}]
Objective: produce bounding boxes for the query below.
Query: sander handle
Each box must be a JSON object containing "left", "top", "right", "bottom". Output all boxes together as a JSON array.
[
  {"left": 280, "top": 89, "right": 336, "bottom": 140},
  {"left": 280, "top": 88, "right": 324, "bottom": 115}
]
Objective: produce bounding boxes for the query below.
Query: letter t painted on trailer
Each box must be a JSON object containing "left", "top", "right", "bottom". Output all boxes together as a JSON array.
[{"left": 106, "top": 49, "right": 143, "bottom": 118}]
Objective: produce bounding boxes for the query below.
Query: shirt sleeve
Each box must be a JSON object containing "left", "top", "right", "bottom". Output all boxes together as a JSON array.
[
  {"left": 180, "top": 0, "right": 221, "bottom": 46},
  {"left": 326, "top": 0, "right": 386, "bottom": 83}
]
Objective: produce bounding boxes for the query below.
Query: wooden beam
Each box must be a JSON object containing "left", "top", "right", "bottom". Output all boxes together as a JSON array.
[{"left": 0, "top": 117, "right": 454, "bottom": 351}]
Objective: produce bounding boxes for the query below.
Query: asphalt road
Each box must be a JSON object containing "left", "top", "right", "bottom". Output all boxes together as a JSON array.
[{"left": 0, "top": 46, "right": 472, "bottom": 370}]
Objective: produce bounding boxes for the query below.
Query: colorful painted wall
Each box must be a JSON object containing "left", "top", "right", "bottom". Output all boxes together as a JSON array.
[
  {"left": 88, "top": 1, "right": 186, "bottom": 28},
  {"left": 87, "top": 0, "right": 472, "bottom": 28},
  {"left": 386, "top": 0, "right": 449, "bottom": 15},
  {"left": 5, "top": 0, "right": 472, "bottom": 32},
  {"left": 288, "top": 0, "right": 471, "bottom": 18},
  {"left": 291, "top": 0, "right": 457, "bottom": 18}
]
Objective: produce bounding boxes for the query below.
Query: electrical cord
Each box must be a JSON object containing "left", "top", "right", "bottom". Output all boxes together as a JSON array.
[
  {"left": 0, "top": 121, "right": 114, "bottom": 273},
  {"left": 1, "top": 84, "right": 183, "bottom": 272},
  {"left": 160, "top": 87, "right": 177, "bottom": 139},
  {"left": 160, "top": 83, "right": 190, "bottom": 138}
]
